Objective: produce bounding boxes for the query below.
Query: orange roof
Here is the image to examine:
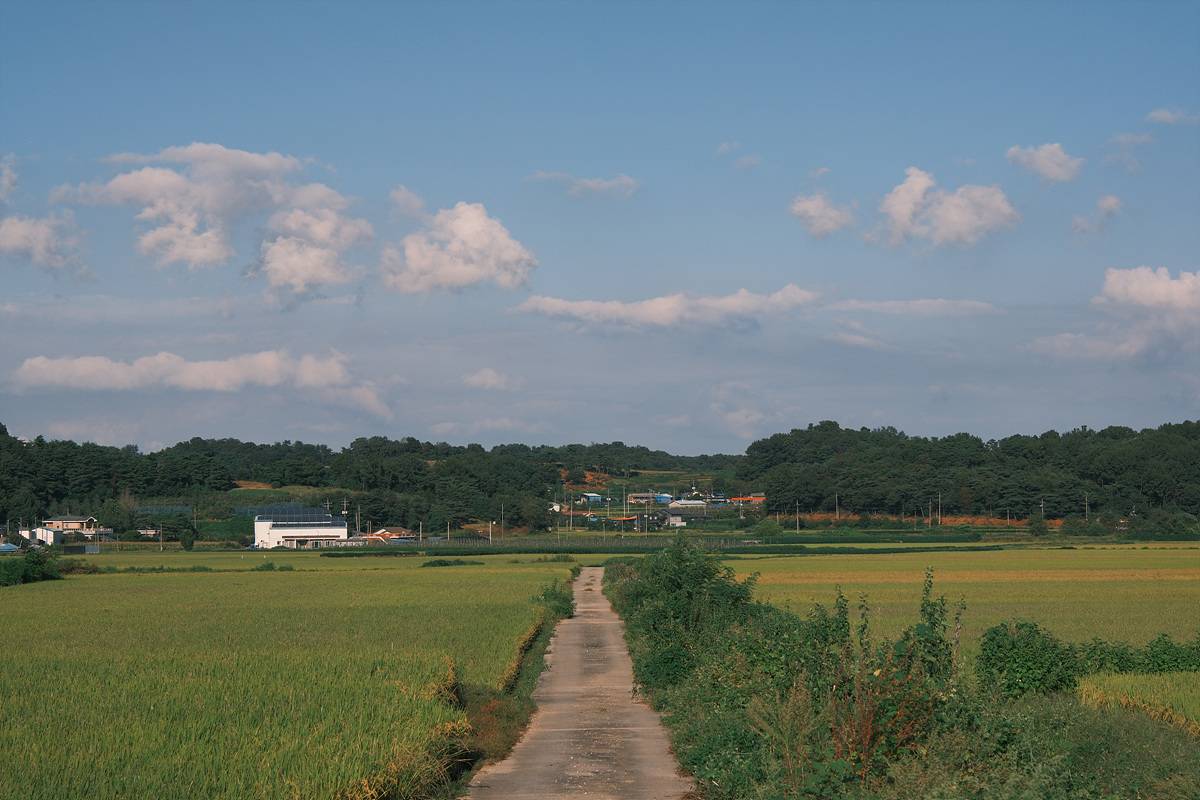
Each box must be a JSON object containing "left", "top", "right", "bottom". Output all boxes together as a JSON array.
[{"left": 730, "top": 496, "right": 765, "bottom": 502}]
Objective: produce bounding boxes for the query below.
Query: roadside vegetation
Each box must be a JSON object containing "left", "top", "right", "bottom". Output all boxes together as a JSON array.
[
  {"left": 605, "top": 539, "right": 1200, "bottom": 799},
  {"left": 0, "top": 556, "right": 575, "bottom": 800}
]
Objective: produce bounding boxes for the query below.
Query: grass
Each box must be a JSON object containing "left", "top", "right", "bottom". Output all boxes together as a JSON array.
[
  {"left": 1079, "top": 672, "right": 1200, "bottom": 736},
  {"left": 730, "top": 544, "right": 1200, "bottom": 670},
  {"left": 0, "top": 555, "right": 574, "bottom": 800}
]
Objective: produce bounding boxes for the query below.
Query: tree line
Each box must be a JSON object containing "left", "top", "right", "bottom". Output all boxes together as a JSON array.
[
  {"left": 2, "top": 419, "right": 1197, "bottom": 536},
  {"left": 740, "top": 420, "right": 1200, "bottom": 525}
]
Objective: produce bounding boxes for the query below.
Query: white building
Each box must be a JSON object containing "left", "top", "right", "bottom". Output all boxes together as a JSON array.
[
  {"left": 254, "top": 510, "right": 350, "bottom": 549},
  {"left": 23, "top": 527, "right": 65, "bottom": 546}
]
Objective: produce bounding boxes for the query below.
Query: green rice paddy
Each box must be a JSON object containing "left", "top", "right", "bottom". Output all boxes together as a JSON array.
[
  {"left": 729, "top": 545, "right": 1200, "bottom": 667},
  {"left": 0, "top": 555, "right": 574, "bottom": 800}
]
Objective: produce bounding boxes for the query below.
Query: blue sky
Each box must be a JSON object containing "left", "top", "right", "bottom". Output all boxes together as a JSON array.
[{"left": 1, "top": 1, "right": 1198, "bottom": 453}]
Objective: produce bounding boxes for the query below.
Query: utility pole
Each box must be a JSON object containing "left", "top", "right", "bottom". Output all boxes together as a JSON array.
[
  {"left": 419, "top": 521, "right": 423, "bottom": 545},
  {"left": 1084, "top": 494, "right": 1089, "bottom": 522},
  {"left": 937, "top": 493, "right": 942, "bottom": 526},
  {"left": 447, "top": 520, "right": 451, "bottom": 542},
  {"left": 795, "top": 501, "right": 800, "bottom": 533},
  {"left": 928, "top": 499, "right": 932, "bottom": 529},
  {"left": 159, "top": 524, "right": 163, "bottom": 553},
  {"left": 835, "top": 492, "right": 840, "bottom": 521},
  {"left": 501, "top": 503, "right": 505, "bottom": 539},
  {"left": 1040, "top": 497, "right": 1045, "bottom": 519},
  {"left": 489, "top": 520, "right": 493, "bottom": 544}
]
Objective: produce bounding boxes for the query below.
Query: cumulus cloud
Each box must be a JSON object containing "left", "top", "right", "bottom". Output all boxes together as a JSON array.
[
  {"left": 517, "top": 284, "right": 817, "bottom": 328},
  {"left": 877, "top": 167, "right": 1018, "bottom": 246},
  {"left": 530, "top": 171, "right": 639, "bottom": 198},
  {"left": 463, "top": 367, "right": 517, "bottom": 391},
  {"left": 58, "top": 143, "right": 306, "bottom": 268},
  {"left": 389, "top": 184, "right": 426, "bottom": 217},
  {"left": 1072, "top": 194, "right": 1122, "bottom": 234},
  {"left": 0, "top": 212, "right": 82, "bottom": 271},
  {"left": 380, "top": 201, "right": 537, "bottom": 293},
  {"left": 1147, "top": 108, "right": 1200, "bottom": 125},
  {"left": 0, "top": 154, "right": 16, "bottom": 203},
  {"left": 57, "top": 142, "right": 369, "bottom": 284},
  {"left": 1006, "top": 143, "right": 1084, "bottom": 182},
  {"left": 258, "top": 206, "right": 371, "bottom": 295},
  {"left": 1032, "top": 267, "right": 1200, "bottom": 361},
  {"left": 789, "top": 192, "right": 854, "bottom": 237},
  {"left": 829, "top": 298, "right": 998, "bottom": 315},
  {"left": 259, "top": 237, "right": 353, "bottom": 293},
  {"left": 13, "top": 349, "right": 390, "bottom": 417},
  {"left": 1097, "top": 266, "right": 1200, "bottom": 312}
]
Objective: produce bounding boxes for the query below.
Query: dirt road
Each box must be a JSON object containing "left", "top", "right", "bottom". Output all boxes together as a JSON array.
[{"left": 465, "top": 566, "right": 693, "bottom": 799}]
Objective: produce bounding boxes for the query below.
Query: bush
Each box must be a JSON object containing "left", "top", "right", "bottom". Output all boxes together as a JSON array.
[
  {"left": 251, "top": 561, "right": 277, "bottom": 571},
  {"left": 420, "top": 559, "right": 484, "bottom": 568},
  {"left": 0, "top": 548, "right": 63, "bottom": 587},
  {"left": 531, "top": 579, "right": 574, "bottom": 618},
  {"left": 977, "top": 621, "right": 1078, "bottom": 698}
]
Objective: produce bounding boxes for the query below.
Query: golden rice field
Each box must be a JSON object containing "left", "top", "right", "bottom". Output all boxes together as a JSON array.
[
  {"left": 0, "top": 554, "right": 574, "bottom": 800},
  {"left": 1079, "top": 671, "right": 1200, "bottom": 736},
  {"left": 728, "top": 545, "right": 1200, "bottom": 667}
]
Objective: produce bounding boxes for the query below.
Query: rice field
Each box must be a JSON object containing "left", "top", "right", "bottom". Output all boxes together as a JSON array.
[
  {"left": 1079, "top": 672, "right": 1200, "bottom": 736},
  {"left": 729, "top": 545, "right": 1200, "bottom": 667},
  {"left": 0, "top": 555, "right": 574, "bottom": 800}
]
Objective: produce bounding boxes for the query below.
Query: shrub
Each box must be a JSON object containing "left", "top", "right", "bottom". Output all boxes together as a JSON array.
[
  {"left": 977, "top": 621, "right": 1078, "bottom": 698},
  {"left": 251, "top": 561, "right": 277, "bottom": 572},
  {"left": 531, "top": 579, "right": 574, "bottom": 618},
  {"left": 420, "top": 559, "right": 484, "bottom": 568}
]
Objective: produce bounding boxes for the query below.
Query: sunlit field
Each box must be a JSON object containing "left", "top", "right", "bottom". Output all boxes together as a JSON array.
[
  {"left": 729, "top": 545, "right": 1200, "bottom": 667},
  {"left": 0, "top": 556, "right": 573, "bottom": 800},
  {"left": 1079, "top": 671, "right": 1200, "bottom": 734}
]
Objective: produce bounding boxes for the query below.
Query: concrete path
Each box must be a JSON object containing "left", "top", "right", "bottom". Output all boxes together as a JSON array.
[{"left": 466, "top": 566, "right": 694, "bottom": 800}]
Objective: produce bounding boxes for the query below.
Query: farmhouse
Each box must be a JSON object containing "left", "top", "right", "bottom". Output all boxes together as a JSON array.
[
  {"left": 580, "top": 492, "right": 604, "bottom": 505},
  {"left": 253, "top": 509, "right": 349, "bottom": 549}
]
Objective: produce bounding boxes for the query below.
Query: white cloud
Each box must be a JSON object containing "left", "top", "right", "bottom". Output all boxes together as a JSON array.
[
  {"left": 789, "top": 193, "right": 854, "bottom": 237},
  {"left": 13, "top": 349, "right": 390, "bottom": 418},
  {"left": 1006, "top": 143, "right": 1084, "bottom": 182},
  {"left": 0, "top": 155, "right": 16, "bottom": 203},
  {"left": 267, "top": 207, "right": 372, "bottom": 250},
  {"left": 0, "top": 212, "right": 81, "bottom": 271},
  {"left": 1147, "top": 108, "right": 1200, "bottom": 125},
  {"left": 1071, "top": 194, "right": 1122, "bottom": 234},
  {"left": 57, "top": 141, "right": 376, "bottom": 297},
  {"left": 380, "top": 201, "right": 537, "bottom": 293},
  {"left": 1032, "top": 267, "right": 1200, "bottom": 361},
  {"left": 463, "top": 367, "right": 517, "bottom": 391},
  {"left": 56, "top": 142, "right": 327, "bottom": 270},
  {"left": 389, "top": 184, "right": 426, "bottom": 217},
  {"left": 878, "top": 167, "right": 1018, "bottom": 246},
  {"left": 1097, "top": 266, "right": 1200, "bottom": 312},
  {"left": 829, "top": 298, "right": 998, "bottom": 315},
  {"left": 259, "top": 237, "right": 353, "bottom": 293},
  {"left": 517, "top": 284, "right": 817, "bottom": 328},
  {"left": 810, "top": 166, "right": 831, "bottom": 178},
  {"left": 530, "top": 171, "right": 639, "bottom": 198},
  {"left": 734, "top": 154, "right": 762, "bottom": 170},
  {"left": 715, "top": 141, "right": 741, "bottom": 156}
]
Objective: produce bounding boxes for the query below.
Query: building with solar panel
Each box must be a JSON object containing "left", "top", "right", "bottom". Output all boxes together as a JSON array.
[{"left": 253, "top": 507, "right": 350, "bottom": 549}]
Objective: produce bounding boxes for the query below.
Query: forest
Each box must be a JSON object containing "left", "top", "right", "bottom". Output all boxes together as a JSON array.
[{"left": 1, "top": 420, "right": 1197, "bottom": 535}]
